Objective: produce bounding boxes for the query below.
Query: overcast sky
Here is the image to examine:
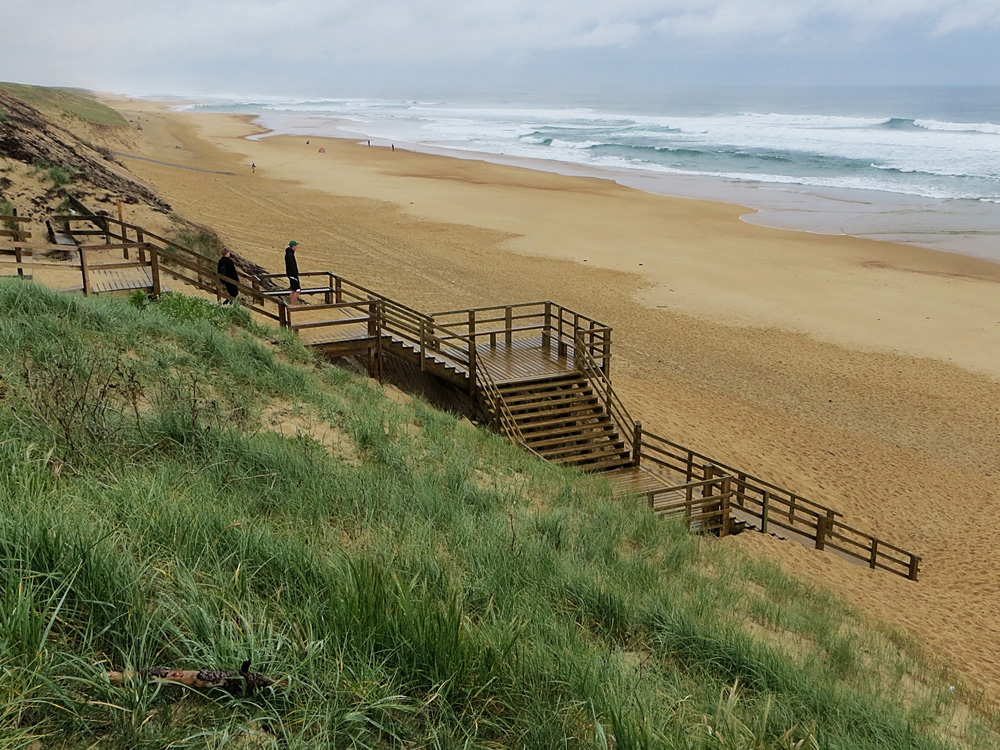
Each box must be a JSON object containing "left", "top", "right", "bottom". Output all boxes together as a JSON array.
[{"left": 3, "top": 1, "right": 1000, "bottom": 98}]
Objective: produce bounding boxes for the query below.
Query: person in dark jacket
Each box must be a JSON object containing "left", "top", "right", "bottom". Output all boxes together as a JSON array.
[
  {"left": 284, "top": 240, "right": 300, "bottom": 306},
  {"left": 217, "top": 248, "right": 239, "bottom": 304}
]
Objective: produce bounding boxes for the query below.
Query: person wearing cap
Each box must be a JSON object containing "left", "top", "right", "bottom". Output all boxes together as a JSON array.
[{"left": 285, "top": 240, "right": 300, "bottom": 306}]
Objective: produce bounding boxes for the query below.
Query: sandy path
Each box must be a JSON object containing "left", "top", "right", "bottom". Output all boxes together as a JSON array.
[{"left": 106, "top": 98, "right": 1000, "bottom": 703}]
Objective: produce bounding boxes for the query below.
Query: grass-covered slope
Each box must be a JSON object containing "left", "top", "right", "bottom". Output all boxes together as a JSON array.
[
  {"left": 0, "top": 83, "right": 126, "bottom": 127},
  {"left": 0, "top": 280, "right": 994, "bottom": 749}
]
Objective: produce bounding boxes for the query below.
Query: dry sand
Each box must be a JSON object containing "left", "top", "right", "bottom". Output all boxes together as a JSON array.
[{"left": 106, "top": 96, "right": 1000, "bottom": 703}]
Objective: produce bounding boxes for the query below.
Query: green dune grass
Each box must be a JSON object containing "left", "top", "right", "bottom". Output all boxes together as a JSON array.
[
  {"left": 0, "top": 82, "right": 127, "bottom": 126},
  {"left": 0, "top": 279, "right": 995, "bottom": 748}
]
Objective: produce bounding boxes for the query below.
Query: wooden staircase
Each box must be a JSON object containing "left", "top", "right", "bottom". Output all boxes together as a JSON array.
[
  {"left": 381, "top": 333, "right": 471, "bottom": 389},
  {"left": 494, "top": 372, "right": 633, "bottom": 472}
]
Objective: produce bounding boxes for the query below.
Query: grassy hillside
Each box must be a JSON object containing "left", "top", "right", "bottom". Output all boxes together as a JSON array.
[
  {"left": 0, "top": 83, "right": 126, "bottom": 126},
  {"left": 0, "top": 280, "right": 995, "bottom": 749}
]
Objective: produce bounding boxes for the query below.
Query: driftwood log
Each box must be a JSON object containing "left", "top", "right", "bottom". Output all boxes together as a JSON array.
[{"left": 107, "top": 660, "right": 280, "bottom": 692}]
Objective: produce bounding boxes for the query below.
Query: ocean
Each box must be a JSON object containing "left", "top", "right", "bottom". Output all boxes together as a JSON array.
[{"left": 177, "top": 87, "right": 1000, "bottom": 263}]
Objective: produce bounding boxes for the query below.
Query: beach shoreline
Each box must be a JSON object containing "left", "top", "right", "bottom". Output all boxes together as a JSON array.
[
  {"left": 230, "top": 104, "right": 1000, "bottom": 265},
  {"left": 104, "top": 95, "right": 1000, "bottom": 704}
]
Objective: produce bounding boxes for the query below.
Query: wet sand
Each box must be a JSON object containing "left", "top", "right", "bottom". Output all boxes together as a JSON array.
[{"left": 105, "top": 95, "right": 1000, "bottom": 704}]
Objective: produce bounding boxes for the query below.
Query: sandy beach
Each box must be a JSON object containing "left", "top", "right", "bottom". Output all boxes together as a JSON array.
[{"left": 106, "top": 96, "right": 1000, "bottom": 703}]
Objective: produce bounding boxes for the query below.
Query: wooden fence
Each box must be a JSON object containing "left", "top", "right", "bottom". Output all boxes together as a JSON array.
[
  {"left": 650, "top": 476, "right": 733, "bottom": 536},
  {"left": 432, "top": 301, "right": 613, "bottom": 375},
  {"left": 637, "top": 431, "right": 921, "bottom": 580}
]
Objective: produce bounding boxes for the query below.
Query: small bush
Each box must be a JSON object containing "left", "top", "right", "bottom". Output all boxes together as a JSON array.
[
  {"left": 170, "top": 225, "right": 226, "bottom": 260},
  {"left": 0, "top": 199, "right": 17, "bottom": 232},
  {"left": 156, "top": 291, "right": 252, "bottom": 329},
  {"left": 28, "top": 159, "right": 77, "bottom": 188}
]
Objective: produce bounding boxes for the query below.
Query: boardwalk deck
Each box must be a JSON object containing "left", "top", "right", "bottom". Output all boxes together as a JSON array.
[
  {"left": 441, "top": 336, "right": 576, "bottom": 382},
  {"left": 90, "top": 266, "right": 156, "bottom": 294},
  {"left": 604, "top": 464, "right": 686, "bottom": 497}
]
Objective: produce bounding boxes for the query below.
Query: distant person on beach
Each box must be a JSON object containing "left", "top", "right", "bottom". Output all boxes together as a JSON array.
[
  {"left": 251, "top": 162, "right": 255, "bottom": 173},
  {"left": 217, "top": 248, "right": 239, "bottom": 304},
  {"left": 285, "top": 240, "right": 300, "bottom": 306}
]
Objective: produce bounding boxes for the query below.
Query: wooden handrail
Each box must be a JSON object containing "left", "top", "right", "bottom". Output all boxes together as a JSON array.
[{"left": 573, "top": 330, "right": 639, "bottom": 463}]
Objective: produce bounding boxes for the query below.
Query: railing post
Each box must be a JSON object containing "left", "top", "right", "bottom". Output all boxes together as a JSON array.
[
  {"left": 115, "top": 201, "right": 128, "bottom": 248},
  {"left": 701, "top": 464, "right": 715, "bottom": 498},
  {"left": 468, "top": 310, "right": 478, "bottom": 395},
  {"left": 720, "top": 476, "right": 732, "bottom": 537},
  {"left": 505, "top": 306, "right": 513, "bottom": 346},
  {"left": 815, "top": 515, "right": 828, "bottom": 551},
  {"left": 420, "top": 319, "right": 427, "bottom": 371},
  {"left": 869, "top": 539, "right": 879, "bottom": 570},
  {"left": 335, "top": 276, "right": 343, "bottom": 303},
  {"left": 761, "top": 490, "right": 770, "bottom": 533},
  {"left": 908, "top": 555, "right": 921, "bottom": 581},
  {"left": 632, "top": 420, "right": 642, "bottom": 467},
  {"left": 542, "top": 302, "right": 552, "bottom": 351},
  {"left": 279, "top": 300, "right": 288, "bottom": 329},
  {"left": 367, "top": 296, "right": 381, "bottom": 379},
  {"left": 150, "top": 247, "right": 161, "bottom": 298},
  {"left": 79, "top": 247, "right": 92, "bottom": 295},
  {"left": 602, "top": 328, "right": 612, "bottom": 377},
  {"left": 251, "top": 276, "right": 261, "bottom": 305},
  {"left": 325, "top": 273, "right": 334, "bottom": 304},
  {"left": 428, "top": 314, "right": 438, "bottom": 350},
  {"left": 137, "top": 229, "right": 146, "bottom": 262}
]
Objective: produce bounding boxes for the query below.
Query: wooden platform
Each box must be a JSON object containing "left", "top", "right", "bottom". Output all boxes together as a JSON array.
[
  {"left": 604, "top": 464, "right": 686, "bottom": 497},
  {"left": 441, "top": 336, "right": 576, "bottom": 383},
  {"left": 89, "top": 267, "right": 156, "bottom": 294}
]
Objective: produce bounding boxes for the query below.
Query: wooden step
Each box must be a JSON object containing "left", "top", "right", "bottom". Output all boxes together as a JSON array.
[
  {"left": 537, "top": 438, "right": 626, "bottom": 461},
  {"left": 521, "top": 421, "right": 616, "bottom": 444},
  {"left": 507, "top": 397, "right": 601, "bottom": 417},
  {"left": 524, "top": 426, "right": 619, "bottom": 450},
  {"left": 574, "top": 455, "right": 636, "bottom": 473},
  {"left": 496, "top": 371, "right": 584, "bottom": 389},
  {"left": 501, "top": 384, "right": 593, "bottom": 406},
  {"left": 550, "top": 451, "right": 632, "bottom": 472}
]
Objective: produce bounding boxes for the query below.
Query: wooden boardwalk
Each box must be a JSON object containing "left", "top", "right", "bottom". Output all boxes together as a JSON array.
[{"left": 0, "top": 210, "right": 922, "bottom": 581}]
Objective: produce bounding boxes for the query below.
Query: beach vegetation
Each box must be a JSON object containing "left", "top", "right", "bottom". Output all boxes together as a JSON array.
[
  {"left": 170, "top": 223, "right": 228, "bottom": 260},
  {"left": 0, "top": 82, "right": 127, "bottom": 126},
  {"left": 28, "top": 158, "right": 77, "bottom": 188},
  {"left": 0, "top": 278, "right": 996, "bottom": 749}
]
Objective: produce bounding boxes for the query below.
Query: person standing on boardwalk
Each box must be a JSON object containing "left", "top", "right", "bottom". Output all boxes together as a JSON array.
[
  {"left": 284, "top": 240, "right": 300, "bottom": 306},
  {"left": 217, "top": 248, "right": 239, "bottom": 304}
]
